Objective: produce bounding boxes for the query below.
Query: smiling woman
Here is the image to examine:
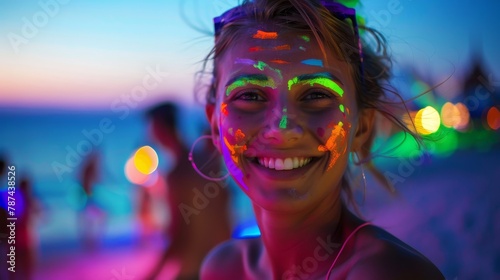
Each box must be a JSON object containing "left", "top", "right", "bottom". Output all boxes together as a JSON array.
[{"left": 195, "top": 0, "right": 445, "bottom": 279}]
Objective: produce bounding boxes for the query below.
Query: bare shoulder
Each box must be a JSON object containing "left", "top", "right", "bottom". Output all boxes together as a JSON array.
[
  {"left": 200, "top": 237, "right": 262, "bottom": 280},
  {"left": 346, "top": 225, "right": 445, "bottom": 280}
]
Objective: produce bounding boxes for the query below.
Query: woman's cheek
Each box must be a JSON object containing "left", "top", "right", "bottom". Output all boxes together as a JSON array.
[
  {"left": 218, "top": 105, "right": 250, "bottom": 190},
  {"left": 219, "top": 103, "right": 249, "bottom": 166},
  {"left": 317, "top": 120, "right": 350, "bottom": 171}
]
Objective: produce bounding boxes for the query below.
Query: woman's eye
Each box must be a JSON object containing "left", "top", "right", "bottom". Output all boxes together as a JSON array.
[
  {"left": 236, "top": 91, "right": 266, "bottom": 101},
  {"left": 303, "top": 91, "right": 332, "bottom": 100}
]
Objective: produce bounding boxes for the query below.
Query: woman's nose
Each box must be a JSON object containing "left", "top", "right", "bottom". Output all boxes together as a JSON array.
[{"left": 261, "top": 107, "right": 304, "bottom": 145}]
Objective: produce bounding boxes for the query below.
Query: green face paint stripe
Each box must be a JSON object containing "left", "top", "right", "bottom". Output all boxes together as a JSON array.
[
  {"left": 226, "top": 78, "right": 276, "bottom": 96},
  {"left": 287, "top": 77, "right": 344, "bottom": 97},
  {"left": 339, "top": 104, "right": 345, "bottom": 113},
  {"left": 253, "top": 61, "right": 283, "bottom": 80},
  {"left": 287, "top": 77, "right": 299, "bottom": 91},
  {"left": 254, "top": 61, "right": 266, "bottom": 71},
  {"left": 279, "top": 108, "right": 288, "bottom": 129},
  {"left": 300, "top": 35, "right": 310, "bottom": 42}
]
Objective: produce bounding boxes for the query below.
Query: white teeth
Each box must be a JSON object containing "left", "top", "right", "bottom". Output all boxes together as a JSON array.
[
  {"left": 269, "top": 158, "right": 275, "bottom": 169},
  {"left": 257, "top": 157, "right": 313, "bottom": 170},
  {"left": 275, "top": 158, "right": 284, "bottom": 170}
]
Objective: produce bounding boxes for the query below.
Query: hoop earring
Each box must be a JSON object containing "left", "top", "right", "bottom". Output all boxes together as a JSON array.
[
  {"left": 188, "top": 135, "right": 230, "bottom": 182},
  {"left": 353, "top": 151, "right": 367, "bottom": 192}
]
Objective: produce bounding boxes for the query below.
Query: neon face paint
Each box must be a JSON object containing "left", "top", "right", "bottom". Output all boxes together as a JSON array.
[
  {"left": 226, "top": 75, "right": 276, "bottom": 96},
  {"left": 235, "top": 129, "right": 246, "bottom": 142},
  {"left": 249, "top": 45, "right": 290, "bottom": 52},
  {"left": 253, "top": 61, "right": 267, "bottom": 71},
  {"left": 270, "top": 59, "right": 290, "bottom": 64},
  {"left": 301, "top": 59, "right": 324, "bottom": 67},
  {"left": 249, "top": 46, "right": 264, "bottom": 52},
  {"left": 253, "top": 30, "right": 278, "bottom": 40},
  {"left": 287, "top": 73, "right": 344, "bottom": 97},
  {"left": 274, "top": 44, "right": 291, "bottom": 51},
  {"left": 252, "top": 61, "right": 283, "bottom": 80},
  {"left": 279, "top": 108, "right": 288, "bottom": 129},
  {"left": 317, "top": 121, "right": 347, "bottom": 170},
  {"left": 339, "top": 104, "right": 347, "bottom": 118},
  {"left": 221, "top": 102, "right": 229, "bottom": 116},
  {"left": 223, "top": 137, "right": 247, "bottom": 164},
  {"left": 235, "top": 58, "right": 256, "bottom": 65},
  {"left": 300, "top": 35, "right": 311, "bottom": 42},
  {"left": 299, "top": 46, "right": 306, "bottom": 51}
]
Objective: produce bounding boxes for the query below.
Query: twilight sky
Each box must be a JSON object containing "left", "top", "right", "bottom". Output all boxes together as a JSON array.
[{"left": 0, "top": 0, "right": 498, "bottom": 109}]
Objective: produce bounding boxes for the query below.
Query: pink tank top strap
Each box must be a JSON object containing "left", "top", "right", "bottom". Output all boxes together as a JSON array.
[{"left": 325, "top": 222, "right": 372, "bottom": 280}]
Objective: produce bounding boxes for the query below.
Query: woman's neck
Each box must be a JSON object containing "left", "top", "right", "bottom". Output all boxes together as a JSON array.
[{"left": 253, "top": 194, "right": 347, "bottom": 279}]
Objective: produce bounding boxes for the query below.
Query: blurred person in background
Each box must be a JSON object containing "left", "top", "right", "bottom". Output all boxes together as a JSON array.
[
  {"left": 16, "top": 175, "right": 38, "bottom": 280},
  {"left": 144, "top": 102, "right": 231, "bottom": 280},
  {"left": 78, "top": 151, "right": 106, "bottom": 252}
]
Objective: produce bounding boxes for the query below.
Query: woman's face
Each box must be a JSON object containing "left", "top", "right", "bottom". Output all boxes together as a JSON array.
[{"left": 210, "top": 26, "right": 367, "bottom": 212}]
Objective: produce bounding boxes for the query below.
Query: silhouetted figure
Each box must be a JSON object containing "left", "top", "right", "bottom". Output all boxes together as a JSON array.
[
  {"left": 16, "top": 176, "right": 36, "bottom": 280},
  {"left": 78, "top": 151, "right": 106, "bottom": 251},
  {"left": 144, "top": 102, "right": 231, "bottom": 280},
  {"left": 136, "top": 182, "right": 158, "bottom": 242}
]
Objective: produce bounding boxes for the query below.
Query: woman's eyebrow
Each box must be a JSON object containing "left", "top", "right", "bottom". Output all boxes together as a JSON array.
[
  {"left": 287, "top": 72, "right": 344, "bottom": 97},
  {"left": 225, "top": 74, "right": 276, "bottom": 96},
  {"left": 293, "top": 72, "right": 343, "bottom": 85}
]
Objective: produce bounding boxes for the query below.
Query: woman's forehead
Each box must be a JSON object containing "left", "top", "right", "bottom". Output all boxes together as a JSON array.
[
  {"left": 233, "top": 26, "right": 315, "bottom": 49},
  {"left": 218, "top": 30, "right": 349, "bottom": 79}
]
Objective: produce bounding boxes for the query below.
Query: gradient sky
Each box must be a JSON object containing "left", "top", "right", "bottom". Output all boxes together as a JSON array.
[{"left": 0, "top": 0, "right": 499, "bottom": 109}]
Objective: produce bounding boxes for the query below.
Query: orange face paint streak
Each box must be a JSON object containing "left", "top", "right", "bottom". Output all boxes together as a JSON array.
[
  {"left": 317, "top": 123, "right": 347, "bottom": 170},
  {"left": 221, "top": 103, "right": 228, "bottom": 116},
  {"left": 223, "top": 137, "right": 247, "bottom": 164},
  {"left": 270, "top": 59, "right": 290, "bottom": 64},
  {"left": 274, "top": 44, "right": 291, "bottom": 51},
  {"left": 253, "top": 30, "right": 278, "bottom": 40},
  {"left": 249, "top": 46, "right": 264, "bottom": 52},
  {"left": 235, "top": 129, "right": 246, "bottom": 142},
  {"left": 327, "top": 122, "right": 336, "bottom": 129}
]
